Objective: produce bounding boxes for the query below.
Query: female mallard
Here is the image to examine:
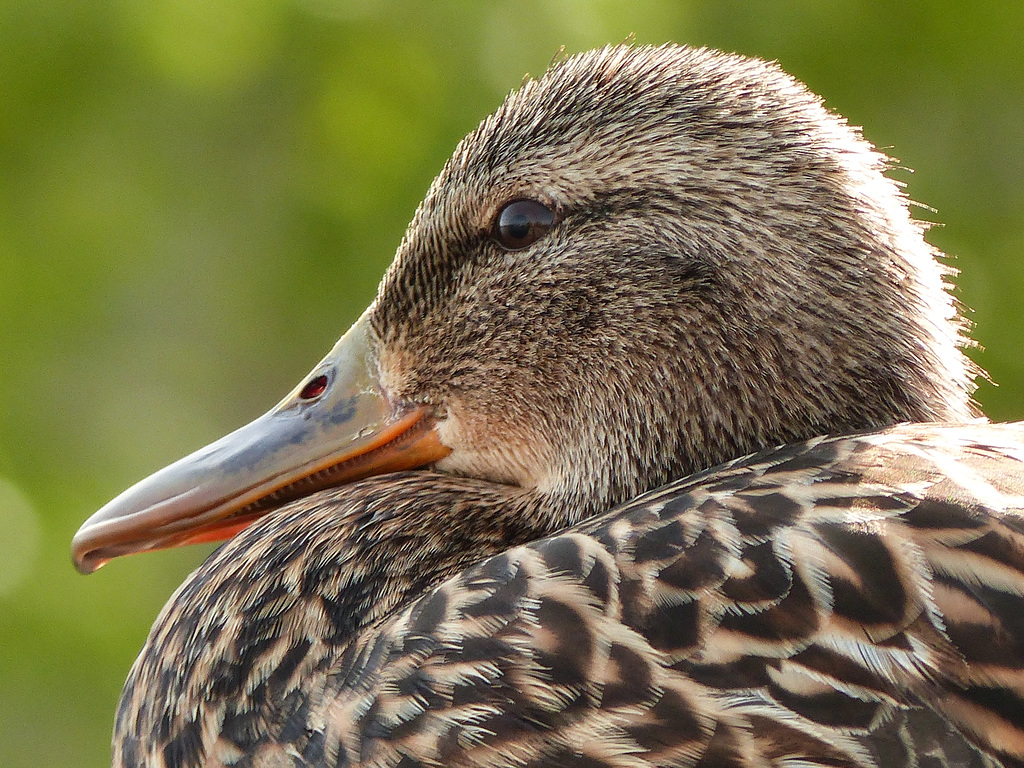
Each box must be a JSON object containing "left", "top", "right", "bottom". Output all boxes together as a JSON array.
[{"left": 73, "top": 44, "right": 1024, "bottom": 768}]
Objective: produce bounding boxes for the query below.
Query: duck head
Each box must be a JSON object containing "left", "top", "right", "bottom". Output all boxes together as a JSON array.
[{"left": 73, "top": 44, "right": 979, "bottom": 574}]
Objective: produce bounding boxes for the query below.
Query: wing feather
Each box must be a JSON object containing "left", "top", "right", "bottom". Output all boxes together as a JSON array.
[{"left": 292, "top": 423, "right": 1024, "bottom": 768}]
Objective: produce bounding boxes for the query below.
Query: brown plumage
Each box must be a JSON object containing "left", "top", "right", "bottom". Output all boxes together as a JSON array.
[{"left": 74, "top": 45, "right": 1024, "bottom": 768}]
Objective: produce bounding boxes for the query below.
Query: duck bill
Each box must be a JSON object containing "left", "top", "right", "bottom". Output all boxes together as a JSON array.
[{"left": 72, "top": 311, "right": 450, "bottom": 575}]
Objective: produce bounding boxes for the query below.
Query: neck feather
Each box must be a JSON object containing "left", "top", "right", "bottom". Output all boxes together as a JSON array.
[{"left": 114, "top": 472, "right": 568, "bottom": 765}]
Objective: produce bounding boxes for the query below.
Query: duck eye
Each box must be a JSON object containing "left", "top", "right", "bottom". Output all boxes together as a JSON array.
[{"left": 493, "top": 199, "right": 555, "bottom": 250}]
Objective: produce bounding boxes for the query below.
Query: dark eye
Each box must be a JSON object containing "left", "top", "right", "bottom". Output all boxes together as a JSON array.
[{"left": 493, "top": 199, "right": 555, "bottom": 250}]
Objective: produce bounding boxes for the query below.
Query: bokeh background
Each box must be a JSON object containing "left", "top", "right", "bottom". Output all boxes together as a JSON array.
[{"left": 2, "top": 1, "right": 1022, "bottom": 765}]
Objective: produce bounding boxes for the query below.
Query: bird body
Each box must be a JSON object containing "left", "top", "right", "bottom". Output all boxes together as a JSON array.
[
  {"left": 74, "top": 45, "right": 1024, "bottom": 768},
  {"left": 120, "top": 422, "right": 1024, "bottom": 768}
]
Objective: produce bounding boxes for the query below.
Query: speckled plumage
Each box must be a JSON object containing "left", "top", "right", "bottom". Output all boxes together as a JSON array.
[{"left": 99, "top": 45, "right": 1024, "bottom": 768}]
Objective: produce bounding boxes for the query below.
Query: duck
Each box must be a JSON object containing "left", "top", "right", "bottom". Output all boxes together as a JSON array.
[{"left": 72, "top": 44, "right": 1024, "bottom": 768}]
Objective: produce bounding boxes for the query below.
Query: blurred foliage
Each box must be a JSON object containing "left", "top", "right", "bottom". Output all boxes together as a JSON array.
[{"left": 1, "top": 1, "right": 1022, "bottom": 765}]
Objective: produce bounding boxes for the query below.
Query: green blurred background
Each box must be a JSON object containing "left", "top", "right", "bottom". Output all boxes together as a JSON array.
[{"left": 1, "top": 1, "right": 1022, "bottom": 765}]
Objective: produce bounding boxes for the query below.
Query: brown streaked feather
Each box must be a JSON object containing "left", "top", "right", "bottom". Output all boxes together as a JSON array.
[{"left": 116, "top": 423, "right": 1024, "bottom": 768}]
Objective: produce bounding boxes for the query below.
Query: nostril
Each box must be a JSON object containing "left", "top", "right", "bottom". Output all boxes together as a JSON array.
[{"left": 299, "top": 374, "right": 329, "bottom": 400}]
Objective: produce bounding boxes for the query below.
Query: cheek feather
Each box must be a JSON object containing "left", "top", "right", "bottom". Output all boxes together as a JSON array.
[{"left": 434, "top": 400, "right": 550, "bottom": 489}]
